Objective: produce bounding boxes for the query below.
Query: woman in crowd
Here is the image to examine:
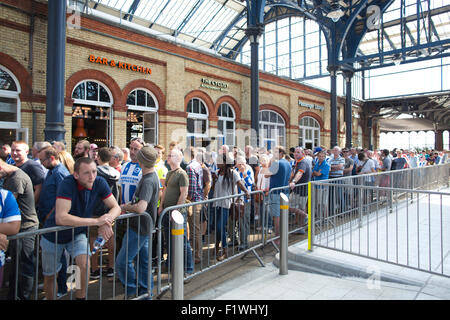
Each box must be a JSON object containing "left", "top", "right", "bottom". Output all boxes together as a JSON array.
[
  {"left": 255, "top": 154, "right": 270, "bottom": 224},
  {"left": 57, "top": 151, "right": 75, "bottom": 174},
  {"left": 211, "top": 155, "right": 249, "bottom": 261}
]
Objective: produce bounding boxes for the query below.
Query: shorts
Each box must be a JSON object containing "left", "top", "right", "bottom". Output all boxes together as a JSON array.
[
  {"left": 40, "top": 233, "right": 91, "bottom": 276},
  {"left": 269, "top": 193, "right": 281, "bottom": 218},
  {"left": 289, "top": 193, "right": 307, "bottom": 210},
  {"left": 316, "top": 187, "right": 329, "bottom": 206}
]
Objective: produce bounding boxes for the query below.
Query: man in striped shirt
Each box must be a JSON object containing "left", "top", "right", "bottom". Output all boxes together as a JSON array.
[{"left": 186, "top": 147, "right": 204, "bottom": 264}]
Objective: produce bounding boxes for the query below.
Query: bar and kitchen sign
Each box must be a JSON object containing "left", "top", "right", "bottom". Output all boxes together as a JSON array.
[{"left": 88, "top": 55, "right": 152, "bottom": 75}]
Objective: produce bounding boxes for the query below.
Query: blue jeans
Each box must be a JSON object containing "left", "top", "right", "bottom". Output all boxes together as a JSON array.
[
  {"left": 115, "top": 229, "right": 153, "bottom": 296},
  {"left": 215, "top": 207, "right": 229, "bottom": 248}
]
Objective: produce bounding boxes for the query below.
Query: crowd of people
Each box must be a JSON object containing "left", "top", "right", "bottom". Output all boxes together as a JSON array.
[{"left": 0, "top": 137, "right": 448, "bottom": 300}]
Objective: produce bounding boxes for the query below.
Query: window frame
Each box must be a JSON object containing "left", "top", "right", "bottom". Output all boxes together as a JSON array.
[
  {"left": 217, "top": 102, "right": 235, "bottom": 147},
  {"left": 187, "top": 97, "right": 209, "bottom": 138},
  {"left": 126, "top": 88, "right": 159, "bottom": 145},
  {"left": 259, "top": 109, "right": 285, "bottom": 149},
  {"left": 0, "top": 66, "right": 21, "bottom": 129},
  {"left": 299, "top": 116, "right": 321, "bottom": 149}
]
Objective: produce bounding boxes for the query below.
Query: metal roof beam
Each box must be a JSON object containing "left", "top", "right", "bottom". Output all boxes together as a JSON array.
[
  {"left": 192, "top": 0, "right": 229, "bottom": 43},
  {"left": 382, "top": 29, "right": 397, "bottom": 51},
  {"left": 173, "top": 0, "right": 205, "bottom": 37},
  {"left": 123, "top": 0, "right": 140, "bottom": 22},
  {"left": 149, "top": 0, "right": 171, "bottom": 28},
  {"left": 211, "top": 8, "right": 246, "bottom": 51}
]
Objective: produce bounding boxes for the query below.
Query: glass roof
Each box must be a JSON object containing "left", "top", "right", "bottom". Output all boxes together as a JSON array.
[
  {"left": 90, "top": 0, "right": 247, "bottom": 56},
  {"left": 77, "top": 0, "right": 450, "bottom": 81},
  {"left": 358, "top": 0, "right": 450, "bottom": 65}
]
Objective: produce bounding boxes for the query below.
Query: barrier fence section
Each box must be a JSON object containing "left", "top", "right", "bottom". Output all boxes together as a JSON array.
[
  {"left": 155, "top": 190, "right": 269, "bottom": 297},
  {"left": 2, "top": 212, "right": 153, "bottom": 300},
  {"left": 2, "top": 163, "right": 448, "bottom": 300},
  {"left": 309, "top": 163, "right": 450, "bottom": 278}
]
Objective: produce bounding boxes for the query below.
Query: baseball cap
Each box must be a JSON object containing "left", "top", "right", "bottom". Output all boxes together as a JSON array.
[
  {"left": 137, "top": 145, "right": 158, "bottom": 168},
  {"left": 90, "top": 143, "right": 98, "bottom": 150},
  {"left": 313, "top": 147, "right": 323, "bottom": 155}
]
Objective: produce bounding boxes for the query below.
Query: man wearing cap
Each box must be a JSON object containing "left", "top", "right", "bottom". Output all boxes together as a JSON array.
[
  {"left": 116, "top": 145, "right": 160, "bottom": 298},
  {"left": 89, "top": 143, "right": 99, "bottom": 164},
  {"left": 288, "top": 147, "right": 311, "bottom": 235}
]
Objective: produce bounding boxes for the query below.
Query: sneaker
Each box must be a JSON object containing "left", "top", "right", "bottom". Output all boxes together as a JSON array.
[
  {"left": 293, "top": 228, "right": 306, "bottom": 235},
  {"left": 104, "top": 267, "right": 114, "bottom": 278},
  {"left": 267, "top": 228, "right": 273, "bottom": 234},
  {"left": 90, "top": 269, "right": 101, "bottom": 280},
  {"left": 57, "top": 291, "right": 68, "bottom": 299},
  {"left": 238, "top": 244, "right": 248, "bottom": 251},
  {"left": 254, "top": 215, "right": 260, "bottom": 220}
]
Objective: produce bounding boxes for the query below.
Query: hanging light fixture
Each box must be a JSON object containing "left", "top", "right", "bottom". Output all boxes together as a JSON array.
[
  {"left": 73, "top": 118, "right": 87, "bottom": 137},
  {"left": 327, "top": 1, "right": 345, "bottom": 22}
]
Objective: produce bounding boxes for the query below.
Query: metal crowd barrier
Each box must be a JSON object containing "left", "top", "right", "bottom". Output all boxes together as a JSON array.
[
  {"left": 155, "top": 190, "right": 268, "bottom": 297},
  {"left": 309, "top": 163, "right": 450, "bottom": 278},
  {"left": 2, "top": 212, "right": 153, "bottom": 300},
  {"left": 2, "top": 164, "right": 448, "bottom": 300}
]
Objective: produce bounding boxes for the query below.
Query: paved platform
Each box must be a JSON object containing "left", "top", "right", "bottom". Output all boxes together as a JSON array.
[{"left": 191, "top": 240, "right": 450, "bottom": 300}]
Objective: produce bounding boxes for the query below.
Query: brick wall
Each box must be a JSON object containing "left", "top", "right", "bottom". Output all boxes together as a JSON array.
[{"left": 0, "top": 0, "right": 366, "bottom": 152}]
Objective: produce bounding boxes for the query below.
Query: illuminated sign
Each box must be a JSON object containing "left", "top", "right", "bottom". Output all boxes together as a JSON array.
[
  {"left": 127, "top": 112, "right": 139, "bottom": 122},
  {"left": 298, "top": 100, "right": 324, "bottom": 112},
  {"left": 88, "top": 55, "right": 152, "bottom": 75},
  {"left": 72, "top": 106, "right": 110, "bottom": 120},
  {"left": 200, "top": 78, "right": 228, "bottom": 92}
]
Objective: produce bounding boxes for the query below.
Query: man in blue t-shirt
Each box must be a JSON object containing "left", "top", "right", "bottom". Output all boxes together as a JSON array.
[
  {"left": 266, "top": 146, "right": 291, "bottom": 238},
  {"left": 40, "top": 157, "right": 121, "bottom": 300},
  {"left": 0, "top": 187, "right": 21, "bottom": 292},
  {"left": 312, "top": 151, "right": 331, "bottom": 218},
  {"left": 38, "top": 146, "right": 70, "bottom": 297},
  {"left": 0, "top": 187, "right": 21, "bottom": 249}
]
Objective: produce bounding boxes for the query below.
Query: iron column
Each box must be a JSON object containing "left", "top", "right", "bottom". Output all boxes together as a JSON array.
[
  {"left": 246, "top": 26, "right": 263, "bottom": 148},
  {"left": 343, "top": 70, "right": 354, "bottom": 148},
  {"left": 45, "top": 0, "right": 67, "bottom": 142}
]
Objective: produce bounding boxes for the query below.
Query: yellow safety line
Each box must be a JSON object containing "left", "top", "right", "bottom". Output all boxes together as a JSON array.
[
  {"left": 308, "top": 182, "right": 312, "bottom": 251},
  {"left": 171, "top": 229, "right": 184, "bottom": 236},
  {"left": 280, "top": 205, "right": 289, "bottom": 210}
]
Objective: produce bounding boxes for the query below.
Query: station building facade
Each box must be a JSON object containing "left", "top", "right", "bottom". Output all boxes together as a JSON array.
[{"left": 0, "top": 0, "right": 375, "bottom": 152}]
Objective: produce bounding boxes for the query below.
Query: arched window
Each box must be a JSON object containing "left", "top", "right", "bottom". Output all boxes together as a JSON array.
[
  {"left": 71, "top": 80, "right": 113, "bottom": 147},
  {"left": 299, "top": 116, "right": 320, "bottom": 149},
  {"left": 0, "top": 66, "right": 23, "bottom": 144},
  {"left": 126, "top": 88, "right": 158, "bottom": 145},
  {"left": 72, "top": 80, "right": 112, "bottom": 105},
  {"left": 187, "top": 97, "right": 208, "bottom": 147},
  {"left": 259, "top": 110, "right": 285, "bottom": 150},
  {"left": 217, "top": 102, "right": 235, "bottom": 148},
  {"left": 0, "top": 66, "right": 20, "bottom": 128}
]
